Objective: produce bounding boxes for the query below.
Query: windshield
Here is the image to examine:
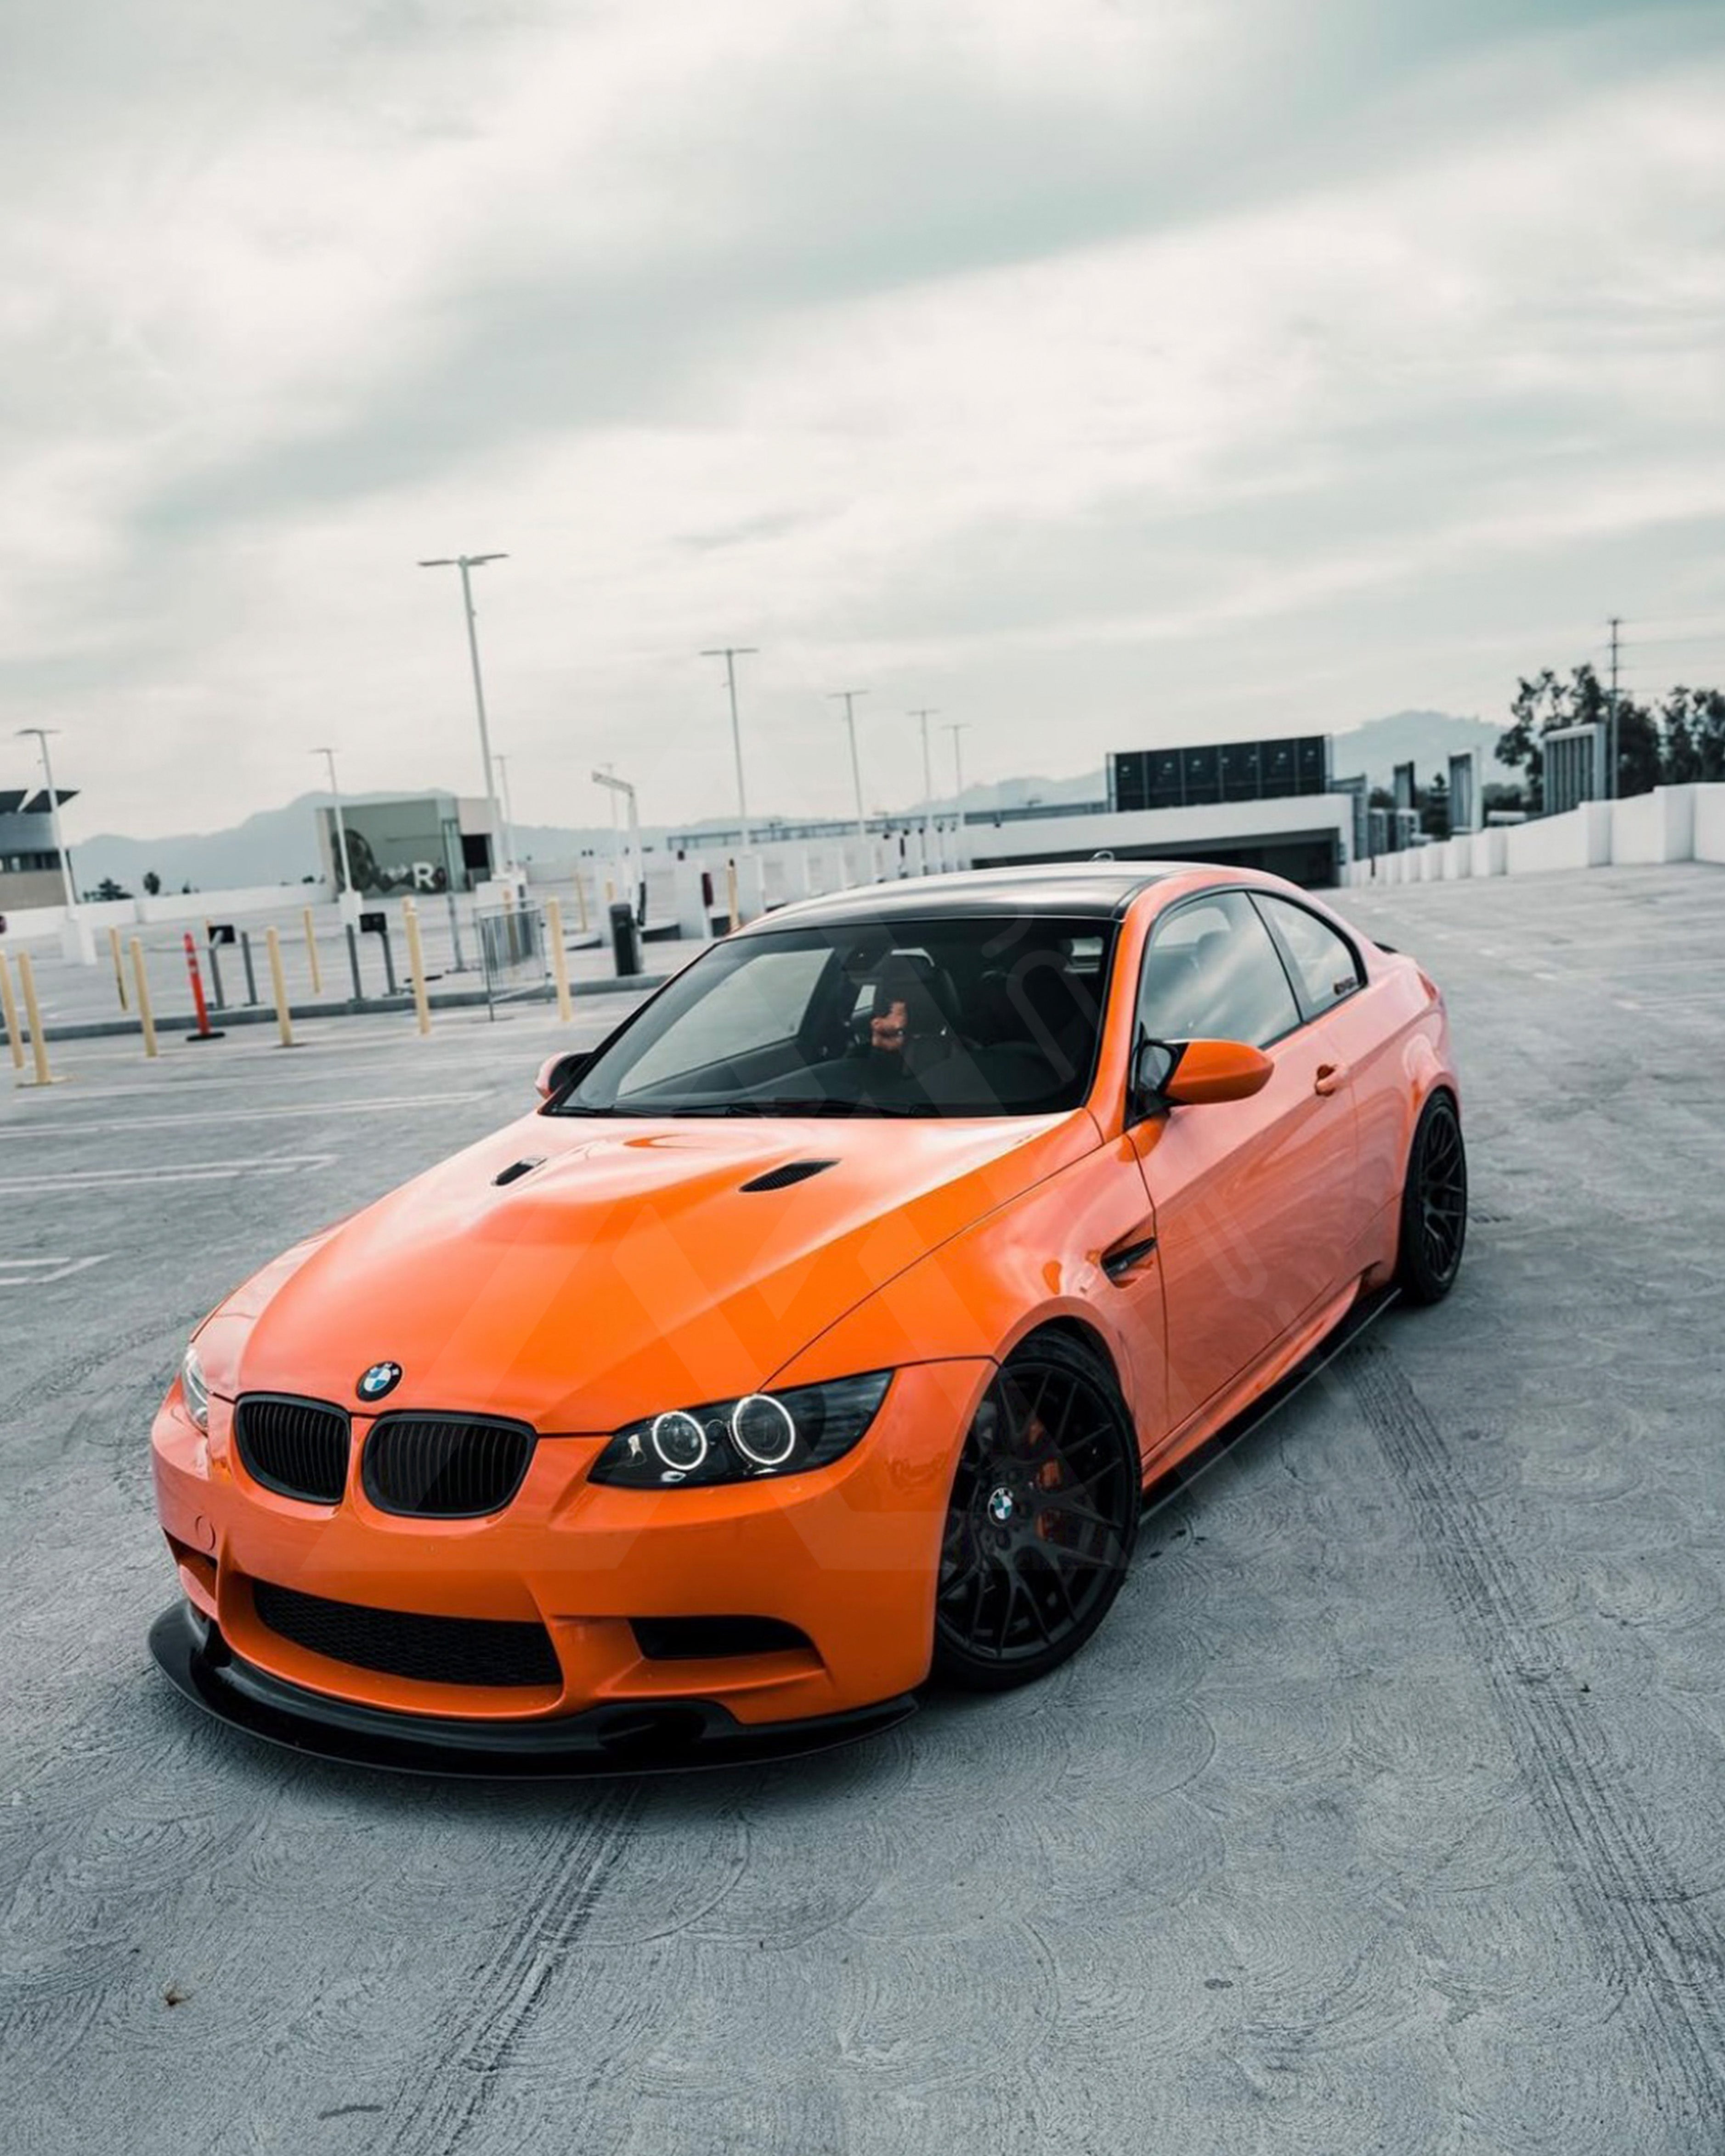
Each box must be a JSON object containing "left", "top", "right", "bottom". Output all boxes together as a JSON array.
[{"left": 555, "top": 911, "right": 1120, "bottom": 1119}]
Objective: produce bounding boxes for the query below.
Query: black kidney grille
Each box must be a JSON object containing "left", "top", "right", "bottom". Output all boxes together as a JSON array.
[
  {"left": 362, "top": 1415, "right": 535, "bottom": 1518},
  {"left": 234, "top": 1395, "right": 351, "bottom": 1504},
  {"left": 252, "top": 1580, "right": 561, "bottom": 1689}
]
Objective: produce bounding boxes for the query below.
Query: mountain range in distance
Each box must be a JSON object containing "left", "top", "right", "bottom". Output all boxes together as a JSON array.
[{"left": 66, "top": 708, "right": 1505, "bottom": 892}]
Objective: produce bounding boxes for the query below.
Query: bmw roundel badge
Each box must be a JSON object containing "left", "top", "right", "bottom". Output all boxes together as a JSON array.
[{"left": 356, "top": 1360, "right": 403, "bottom": 1403}]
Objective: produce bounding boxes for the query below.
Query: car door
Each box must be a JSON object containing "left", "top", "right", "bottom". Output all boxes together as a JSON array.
[
  {"left": 1125, "top": 889, "right": 1360, "bottom": 1434},
  {"left": 1250, "top": 892, "right": 1395, "bottom": 1264}
]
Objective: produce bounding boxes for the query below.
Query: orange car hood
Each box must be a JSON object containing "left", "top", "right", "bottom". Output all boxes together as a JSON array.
[{"left": 226, "top": 1110, "right": 1098, "bottom": 1429}]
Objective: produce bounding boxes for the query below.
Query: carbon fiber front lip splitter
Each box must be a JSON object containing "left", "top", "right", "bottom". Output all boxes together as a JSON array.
[{"left": 148, "top": 1602, "right": 916, "bottom": 1778}]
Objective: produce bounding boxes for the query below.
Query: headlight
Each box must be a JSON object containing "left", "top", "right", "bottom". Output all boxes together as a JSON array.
[
  {"left": 589, "top": 1372, "right": 892, "bottom": 1488},
  {"left": 180, "top": 1342, "right": 210, "bottom": 1432}
]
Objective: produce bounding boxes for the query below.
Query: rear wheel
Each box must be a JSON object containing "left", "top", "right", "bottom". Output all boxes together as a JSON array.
[
  {"left": 1394, "top": 1091, "right": 1467, "bottom": 1304},
  {"left": 933, "top": 1333, "right": 1140, "bottom": 1691}
]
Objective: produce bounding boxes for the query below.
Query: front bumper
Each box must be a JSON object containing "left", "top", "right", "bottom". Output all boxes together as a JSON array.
[
  {"left": 150, "top": 1358, "right": 990, "bottom": 1752},
  {"left": 149, "top": 1603, "right": 916, "bottom": 1777}
]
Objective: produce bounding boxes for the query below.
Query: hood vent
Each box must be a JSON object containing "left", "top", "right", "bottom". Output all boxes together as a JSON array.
[
  {"left": 739, "top": 1158, "right": 838, "bottom": 1194},
  {"left": 492, "top": 1156, "right": 546, "bottom": 1187}
]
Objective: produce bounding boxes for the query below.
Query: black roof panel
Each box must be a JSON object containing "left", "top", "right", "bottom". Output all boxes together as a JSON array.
[{"left": 746, "top": 861, "right": 1196, "bottom": 928}]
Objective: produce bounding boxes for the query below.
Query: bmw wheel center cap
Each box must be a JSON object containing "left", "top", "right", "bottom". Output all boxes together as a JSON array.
[{"left": 357, "top": 1360, "right": 403, "bottom": 1403}]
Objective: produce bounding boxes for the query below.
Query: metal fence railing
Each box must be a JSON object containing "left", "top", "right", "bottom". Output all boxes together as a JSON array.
[{"left": 476, "top": 902, "right": 549, "bottom": 1016}]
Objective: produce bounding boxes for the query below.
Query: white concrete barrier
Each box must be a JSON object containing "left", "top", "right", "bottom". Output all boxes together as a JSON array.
[
  {"left": 1504, "top": 801, "right": 1613, "bottom": 875},
  {"left": 1695, "top": 785, "right": 1725, "bottom": 865},
  {"left": 1612, "top": 786, "right": 1697, "bottom": 866},
  {"left": 138, "top": 882, "right": 333, "bottom": 924},
  {"left": 1470, "top": 830, "right": 1507, "bottom": 877}
]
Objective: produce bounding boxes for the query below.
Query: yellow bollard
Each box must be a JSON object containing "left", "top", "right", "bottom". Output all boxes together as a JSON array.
[
  {"left": 545, "top": 897, "right": 573, "bottom": 1023},
  {"left": 725, "top": 858, "right": 741, "bottom": 933},
  {"left": 109, "top": 924, "right": 129, "bottom": 1011},
  {"left": 0, "top": 951, "right": 23, "bottom": 1073},
  {"left": 130, "top": 937, "right": 158, "bottom": 1057},
  {"left": 266, "top": 926, "right": 295, "bottom": 1048},
  {"left": 402, "top": 900, "right": 431, "bottom": 1036},
  {"left": 15, "top": 950, "right": 58, "bottom": 1086},
  {"left": 573, "top": 872, "right": 589, "bottom": 936},
  {"left": 302, "top": 906, "right": 322, "bottom": 996}
]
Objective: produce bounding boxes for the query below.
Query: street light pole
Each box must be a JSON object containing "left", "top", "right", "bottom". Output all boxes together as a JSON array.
[
  {"left": 701, "top": 646, "right": 758, "bottom": 848},
  {"left": 419, "top": 552, "right": 508, "bottom": 879},
  {"left": 909, "top": 709, "right": 939, "bottom": 846},
  {"left": 592, "top": 768, "right": 642, "bottom": 922},
  {"left": 945, "top": 720, "right": 970, "bottom": 807},
  {"left": 311, "top": 747, "right": 355, "bottom": 896},
  {"left": 494, "top": 753, "right": 519, "bottom": 873},
  {"left": 17, "top": 728, "right": 76, "bottom": 914},
  {"left": 829, "top": 690, "right": 869, "bottom": 837}
]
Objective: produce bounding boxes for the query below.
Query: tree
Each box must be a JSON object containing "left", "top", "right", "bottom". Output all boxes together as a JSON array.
[
  {"left": 142, "top": 871, "right": 161, "bottom": 896},
  {"left": 1422, "top": 770, "right": 1450, "bottom": 840},
  {"left": 94, "top": 877, "right": 130, "bottom": 902},
  {"left": 1497, "top": 662, "right": 1657, "bottom": 807},
  {"left": 1660, "top": 686, "right": 1725, "bottom": 783}
]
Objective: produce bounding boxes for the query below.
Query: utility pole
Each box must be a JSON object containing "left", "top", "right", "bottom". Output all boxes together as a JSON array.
[
  {"left": 1606, "top": 614, "right": 1622, "bottom": 800},
  {"left": 419, "top": 552, "right": 507, "bottom": 877},
  {"left": 909, "top": 709, "right": 939, "bottom": 845},
  {"left": 17, "top": 728, "right": 76, "bottom": 914},
  {"left": 944, "top": 720, "right": 970, "bottom": 810},
  {"left": 701, "top": 646, "right": 759, "bottom": 847},
  {"left": 830, "top": 690, "right": 869, "bottom": 837},
  {"left": 311, "top": 747, "right": 355, "bottom": 896}
]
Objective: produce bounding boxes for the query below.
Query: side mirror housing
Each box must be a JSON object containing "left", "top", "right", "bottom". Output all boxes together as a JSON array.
[
  {"left": 535, "top": 1050, "right": 592, "bottom": 1103},
  {"left": 1162, "top": 1038, "right": 1273, "bottom": 1106}
]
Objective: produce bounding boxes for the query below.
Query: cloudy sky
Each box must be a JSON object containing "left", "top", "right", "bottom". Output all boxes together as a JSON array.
[{"left": 5, "top": 0, "right": 1723, "bottom": 843}]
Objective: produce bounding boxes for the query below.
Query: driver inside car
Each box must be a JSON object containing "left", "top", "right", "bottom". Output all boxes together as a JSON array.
[{"left": 860, "top": 957, "right": 966, "bottom": 1082}]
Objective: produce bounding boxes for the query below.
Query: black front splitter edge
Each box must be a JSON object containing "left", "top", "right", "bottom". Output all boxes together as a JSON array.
[{"left": 148, "top": 1603, "right": 916, "bottom": 1780}]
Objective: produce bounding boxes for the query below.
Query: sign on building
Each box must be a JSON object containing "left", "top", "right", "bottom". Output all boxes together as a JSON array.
[
  {"left": 317, "top": 797, "right": 471, "bottom": 896},
  {"left": 1109, "top": 734, "right": 1331, "bottom": 813},
  {"left": 1543, "top": 723, "right": 1606, "bottom": 815},
  {"left": 1447, "top": 751, "right": 1482, "bottom": 835}
]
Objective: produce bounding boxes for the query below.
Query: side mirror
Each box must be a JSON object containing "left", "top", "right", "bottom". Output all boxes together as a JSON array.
[
  {"left": 535, "top": 1050, "right": 591, "bottom": 1102},
  {"left": 1162, "top": 1038, "right": 1273, "bottom": 1106}
]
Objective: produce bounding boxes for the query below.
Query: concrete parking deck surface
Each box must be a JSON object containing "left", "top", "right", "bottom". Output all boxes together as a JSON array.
[{"left": 2, "top": 863, "right": 1722, "bottom": 2153}]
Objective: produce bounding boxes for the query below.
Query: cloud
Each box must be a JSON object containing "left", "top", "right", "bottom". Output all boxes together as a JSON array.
[{"left": 3, "top": 0, "right": 1723, "bottom": 841}]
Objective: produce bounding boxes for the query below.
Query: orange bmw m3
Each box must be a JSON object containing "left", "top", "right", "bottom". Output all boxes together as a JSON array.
[{"left": 150, "top": 863, "right": 1465, "bottom": 1773}]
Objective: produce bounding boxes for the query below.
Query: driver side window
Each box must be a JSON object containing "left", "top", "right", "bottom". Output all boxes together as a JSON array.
[{"left": 1136, "top": 891, "right": 1301, "bottom": 1050}]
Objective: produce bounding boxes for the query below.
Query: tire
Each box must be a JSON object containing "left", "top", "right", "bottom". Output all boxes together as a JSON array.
[
  {"left": 932, "top": 1332, "right": 1141, "bottom": 1692},
  {"left": 1394, "top": 1090, "right": 1468, "bottom": 1305}
]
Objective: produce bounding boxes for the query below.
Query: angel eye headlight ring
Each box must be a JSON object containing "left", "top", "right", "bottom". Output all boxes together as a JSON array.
[{"left": 730, "top": 1393, "right": 797, "bottom": 1470}]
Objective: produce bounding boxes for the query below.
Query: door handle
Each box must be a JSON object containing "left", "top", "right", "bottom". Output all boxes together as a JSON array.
[
  {"left": 1313, "top": 1062, "right": 1350, "bottom": 1097},
  {"left": 1101, "top": 1232, "right": 1159, "bottom": 1282}
]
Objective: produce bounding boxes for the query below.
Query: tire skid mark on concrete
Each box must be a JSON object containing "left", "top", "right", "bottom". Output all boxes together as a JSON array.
[
  {"left": 374, "top": 1783, "right": 647, "bottom": 2154},
  {"left": 1347, "top": 1343, "right": 1725, "bottom": 2125}
]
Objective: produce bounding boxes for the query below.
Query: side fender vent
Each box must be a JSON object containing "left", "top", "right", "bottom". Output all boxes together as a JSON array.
[
  {"left": 493, "top": 1157, "right": 546, "bottom": 1187},
  {"left": 738, "top": 1158, "right": 838, "bottom": 1194}
]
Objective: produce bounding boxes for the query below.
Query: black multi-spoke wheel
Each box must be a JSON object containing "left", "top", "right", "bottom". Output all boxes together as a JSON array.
[
  {"left": 933, "top": 1333, "right": 1140, "bottom": 1691},
  {"left": 1395, "top": 1091, "right": 1468, "bottom": 1304}
]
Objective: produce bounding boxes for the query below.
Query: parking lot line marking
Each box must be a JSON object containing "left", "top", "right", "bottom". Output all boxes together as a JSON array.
[
  {"left": 0, "top": 1155, "right": 337, "bottom": 1194},
  {"left": 0, "top": 1093, "right": 484, "bottom": 1139},
  {"left": 0, "top": 1254, "right": 110, "bottom": 1285}
]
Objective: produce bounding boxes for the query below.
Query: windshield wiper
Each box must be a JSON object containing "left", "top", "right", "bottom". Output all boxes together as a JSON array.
[{"left": 731, "top": 1096, "right": 939, "bottom": 1118}]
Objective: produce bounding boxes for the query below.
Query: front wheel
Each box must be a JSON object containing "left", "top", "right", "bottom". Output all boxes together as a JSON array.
[
  {"left": 933, "top": 1333, "right": 1140, "bottom": 1692},
  {"left": 1394, "top": 1090, "right": 1468, "bottom": 1304}
]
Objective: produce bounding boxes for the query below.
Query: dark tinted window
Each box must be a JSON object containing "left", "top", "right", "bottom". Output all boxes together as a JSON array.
[
  {"left": 1255, "top": 896, "right": 1361, "bottom": 1016},
  {"left": 1136, "top": 891, "right": 1300, "bottom": 1049},
  {"left": 557, "top": 912, "right": 1119, "bottom": 1119}
]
